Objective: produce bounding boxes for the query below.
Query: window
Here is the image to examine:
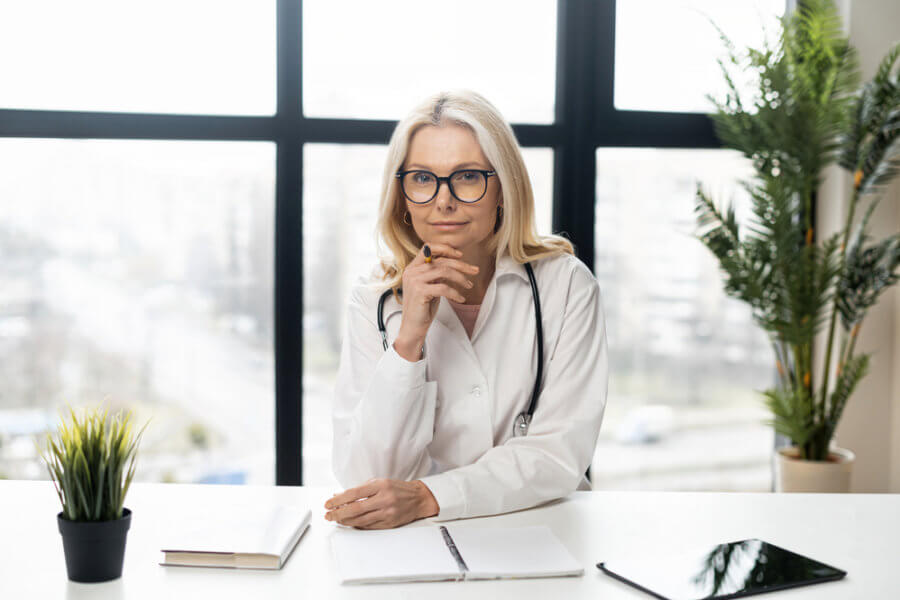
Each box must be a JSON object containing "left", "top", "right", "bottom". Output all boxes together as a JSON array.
[
  {"left": 0, "top": 1, "right": 276, "bottom": 115},
  {"left": 592, "top": 148, "right": 774, "bottom": 491},
  {"left": 0, "top": 1, "right": 792, "bottom": 490},
  {"left": 614, "top": 0, "right": 785, "bottom": 113},
  {"left": 302, "top": 0, "right": 557, "bottom": 123},
  {"left": 0, "top": 139, "right": 276, "bottom": 483}
]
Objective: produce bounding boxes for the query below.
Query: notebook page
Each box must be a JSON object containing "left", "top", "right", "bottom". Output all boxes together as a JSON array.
[
  {"left": 330, "top": 526, "right": 462, "bottom": 584},
  {"left": 446, "top": 525, "right": 583, "bottom": 580}
]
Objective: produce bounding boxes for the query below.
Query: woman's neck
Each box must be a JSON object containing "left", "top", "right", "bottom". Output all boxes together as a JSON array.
[{"left": 458, "top": 248, "right": 496, "bottom": 305}]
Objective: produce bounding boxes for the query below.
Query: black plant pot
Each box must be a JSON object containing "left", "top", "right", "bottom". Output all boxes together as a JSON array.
[{"left": 57, "top": 508, "right": 132, "bottom": 583}]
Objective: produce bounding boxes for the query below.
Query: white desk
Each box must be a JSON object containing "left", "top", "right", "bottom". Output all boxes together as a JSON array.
[{"left": 2, "top": 481, "right": 896, "bottom": 599}]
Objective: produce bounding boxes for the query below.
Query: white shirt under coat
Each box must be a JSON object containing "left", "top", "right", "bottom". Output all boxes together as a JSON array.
[{"left": 331, "top": 251, "right": 609, "bottom": 521}]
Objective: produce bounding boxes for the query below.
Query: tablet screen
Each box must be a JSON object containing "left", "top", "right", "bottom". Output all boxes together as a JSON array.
[{"left": 598, "top": 538, "right": 846, "bottom": 600}]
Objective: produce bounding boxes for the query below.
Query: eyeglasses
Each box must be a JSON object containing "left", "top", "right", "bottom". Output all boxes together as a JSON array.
[{"left": 395, "top": 169, "right": 496, "bottom": 204}]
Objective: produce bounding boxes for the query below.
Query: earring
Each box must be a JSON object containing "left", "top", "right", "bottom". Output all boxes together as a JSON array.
[
  {"left": 403, "top": 211, "right": 411, "bottom": 226},
  {"left": 497, "top": 205, "right": 503, "bottom": 220}
]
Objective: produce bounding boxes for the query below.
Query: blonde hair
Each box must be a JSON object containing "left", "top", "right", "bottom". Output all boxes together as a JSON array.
[{"left": 374, "top": 90, "right": 574, "bottom": 298}]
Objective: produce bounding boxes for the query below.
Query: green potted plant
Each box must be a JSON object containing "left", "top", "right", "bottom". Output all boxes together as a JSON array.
[
  {"left": 695, "top": 0, "right": 900, "bottom": 491},
  {"left": 39, "top": 407, "right": 147, "bottom": 582}
]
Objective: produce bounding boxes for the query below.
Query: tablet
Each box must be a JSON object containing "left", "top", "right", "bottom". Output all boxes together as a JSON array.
[{"left": 597, "top": 538, "right": 846, "bottom": 600}]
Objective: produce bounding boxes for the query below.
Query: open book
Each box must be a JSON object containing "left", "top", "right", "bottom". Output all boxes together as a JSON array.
[
  {"left": 330, "top": 524, "right": 582, "bottom": 584},
  {"left": 160, "top": 505, "right": 311, "bottom": 570}
]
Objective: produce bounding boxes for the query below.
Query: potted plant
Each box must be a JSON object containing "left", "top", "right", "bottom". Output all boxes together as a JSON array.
[
  {"left": 694, "top": 0, "right": 900, "bottom": 491},
  {"left": 39, "top": 407, "right": 147, "bottom": 582}
]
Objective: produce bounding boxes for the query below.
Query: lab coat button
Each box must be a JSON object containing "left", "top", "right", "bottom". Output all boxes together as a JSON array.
[{"left": 471, "top": 386, "right": 481, "bottom": 397}]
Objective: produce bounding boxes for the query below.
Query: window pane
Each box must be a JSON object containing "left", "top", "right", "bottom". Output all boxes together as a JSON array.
[
  {"left": 614, "top": 0, "right": 785, "bottom": 113},
  {"left": 303, "top": 145, "right": 384, "bottom": 488},
  {"left": 302, "top": 1, "right": 557, "bottom": 123},
  {"left": 0, "top": 140, "right": 275, "bottom": 484},
  {"left": 522, "top": 149, "right": 554, "bottom": 237},
  {"left": 593, "top": 148, "right": 774, "bottom": 491},
  {"left": 0, "top": 1, "right": 275, "bottom": 115},
  {"left": 303, "top": 144, "right": 554, "bottom": 486}
]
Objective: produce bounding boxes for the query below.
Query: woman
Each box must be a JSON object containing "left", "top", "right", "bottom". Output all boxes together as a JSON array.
[{"left": 324, "top": 90, "right": 608, "bottom": 529}]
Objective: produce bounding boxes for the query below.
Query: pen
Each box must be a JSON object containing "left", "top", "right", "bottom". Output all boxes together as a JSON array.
[{"left": 424, "top": 244, "right": 432, "bottom": 263}]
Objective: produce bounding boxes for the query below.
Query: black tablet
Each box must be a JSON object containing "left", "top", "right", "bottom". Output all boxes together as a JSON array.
[{"left": 597, "top": 538, "right": 846, "bottom": 600}]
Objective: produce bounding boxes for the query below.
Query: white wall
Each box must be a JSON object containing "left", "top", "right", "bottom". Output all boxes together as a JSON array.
[{"left": 817, "top": 0, "right": 900, "bottom": 492}]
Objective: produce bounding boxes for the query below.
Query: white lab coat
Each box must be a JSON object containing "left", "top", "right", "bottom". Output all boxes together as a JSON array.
[{"left": 332, "top": 251, "right": 608, "bottom": 521}]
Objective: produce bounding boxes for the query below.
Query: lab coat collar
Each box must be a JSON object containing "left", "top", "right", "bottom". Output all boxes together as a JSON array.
[{"left": 493, "top": 251, "right": 530, "bottom": 283}]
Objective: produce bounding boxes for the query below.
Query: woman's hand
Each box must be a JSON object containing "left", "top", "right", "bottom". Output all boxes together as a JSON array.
[
  {"left": 324, "top": 479, "right": 440, "bottom": 529},
  {"left": 394, "top": 243, "right": 480, "bottom": 360}
]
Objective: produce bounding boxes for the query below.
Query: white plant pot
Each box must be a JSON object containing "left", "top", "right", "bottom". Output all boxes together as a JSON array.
[{"left": 774, "top": 446, "right": 855, "bottom": 493}]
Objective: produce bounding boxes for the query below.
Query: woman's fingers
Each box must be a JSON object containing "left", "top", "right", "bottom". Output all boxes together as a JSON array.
[
  {"left": 406, "top": 246, "right": 479, "bottom": 295},
  {"left": 325, "top": 480, "right": 379, "bottom": 509},
  {"left": 418, "top": 265, "right": 474, "bottom": 292},
  {"left": 422, "top": 283, "right": 466, "bottom": 304},
  {"left": 342, "top": 509, "right": 387, "bottom": 529},
  {"left": 411, "top": 243, "right": 462, "bottom": 266},
  {"left": 431, "top": 257, "right": 480, "bottom": 275},
  {"left": 328, "top": 497, "right": 381, "bottom": 523}
]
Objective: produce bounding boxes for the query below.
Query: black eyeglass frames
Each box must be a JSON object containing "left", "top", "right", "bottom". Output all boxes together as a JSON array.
[{"left": 395, "top": 169, "right": 496, "bottom": 204}]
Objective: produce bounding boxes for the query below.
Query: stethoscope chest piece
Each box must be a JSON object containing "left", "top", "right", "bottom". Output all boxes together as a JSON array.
[{"left": 513, "top": 412, "right": 532, "bottom": 437}]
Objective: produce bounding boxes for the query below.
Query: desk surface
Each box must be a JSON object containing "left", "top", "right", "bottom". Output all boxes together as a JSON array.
[{"left": 2, "top": 481, "right": 896, "bottom": 599}]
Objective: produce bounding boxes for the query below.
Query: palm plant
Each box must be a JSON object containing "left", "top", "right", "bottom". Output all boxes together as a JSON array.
[
  {"left": 39, "top": 407, "right": 148, "bottom": 521},
  {"left": 695, "top": 0, "right": 900, "bottom": 460}
]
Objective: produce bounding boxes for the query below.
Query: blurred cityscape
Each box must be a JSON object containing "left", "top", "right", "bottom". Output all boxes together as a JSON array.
[
  {"left": 593, "top": 149, "right": 775, "bottom": 491},
  {"left": 0, "top": 140, "right": 276, "bottom": 484}
]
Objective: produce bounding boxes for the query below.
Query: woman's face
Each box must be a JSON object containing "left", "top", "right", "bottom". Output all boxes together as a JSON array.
[{"left": 401, "top": 124, "right": 501, "bottom": 254}]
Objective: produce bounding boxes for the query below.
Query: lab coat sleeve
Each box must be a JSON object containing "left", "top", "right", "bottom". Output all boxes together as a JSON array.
[
  {"left": 331, "top": 285, "right": 438, "bottom": 488},
  {"left": 419, "top": 262, "right": 608, "bottom": 521}
]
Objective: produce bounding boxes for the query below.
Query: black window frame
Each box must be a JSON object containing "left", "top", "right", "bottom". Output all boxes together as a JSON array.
[{"left": 0, "top": 0, "right": 782, "bottom": 486}]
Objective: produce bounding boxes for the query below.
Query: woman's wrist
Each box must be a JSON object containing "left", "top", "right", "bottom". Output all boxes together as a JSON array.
[
  {"left": 394, "top": 331, "right": 426, "bottom": 362},
  {"left": 414, "top": 480, "right": 440, "bottom": 519}
]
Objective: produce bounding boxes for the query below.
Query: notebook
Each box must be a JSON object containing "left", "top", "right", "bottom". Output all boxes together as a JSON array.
[
  {"left": 160, "top": 504, "right": 311, "bottom": 570},
  {"left": 330, "top": 524, "right": 583, "bottom": 584}
]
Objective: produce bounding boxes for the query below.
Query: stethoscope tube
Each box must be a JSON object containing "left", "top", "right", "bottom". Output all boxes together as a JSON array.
[
  {"left": 376, "top": 261, "right": 543, "bottom": 437},
  {"left": 523, "top": 261, "right": 543, "bottom": 432},
  {"left": 377, "top": 288, "right": 392, "bottom": 351}
]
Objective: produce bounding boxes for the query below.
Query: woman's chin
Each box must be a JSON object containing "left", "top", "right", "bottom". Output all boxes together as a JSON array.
[{"left": 426, "top": 231, "right": 466, "bottom": 242}]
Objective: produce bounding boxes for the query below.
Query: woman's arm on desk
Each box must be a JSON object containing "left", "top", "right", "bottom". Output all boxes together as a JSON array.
[{"left": 326, "top": 285, "right": 442, "bottom": 529}]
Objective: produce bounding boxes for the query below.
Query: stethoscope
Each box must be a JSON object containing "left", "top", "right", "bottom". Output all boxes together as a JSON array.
[{"left": 377, "top": 262, "right": 543, "bottom": 437}]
